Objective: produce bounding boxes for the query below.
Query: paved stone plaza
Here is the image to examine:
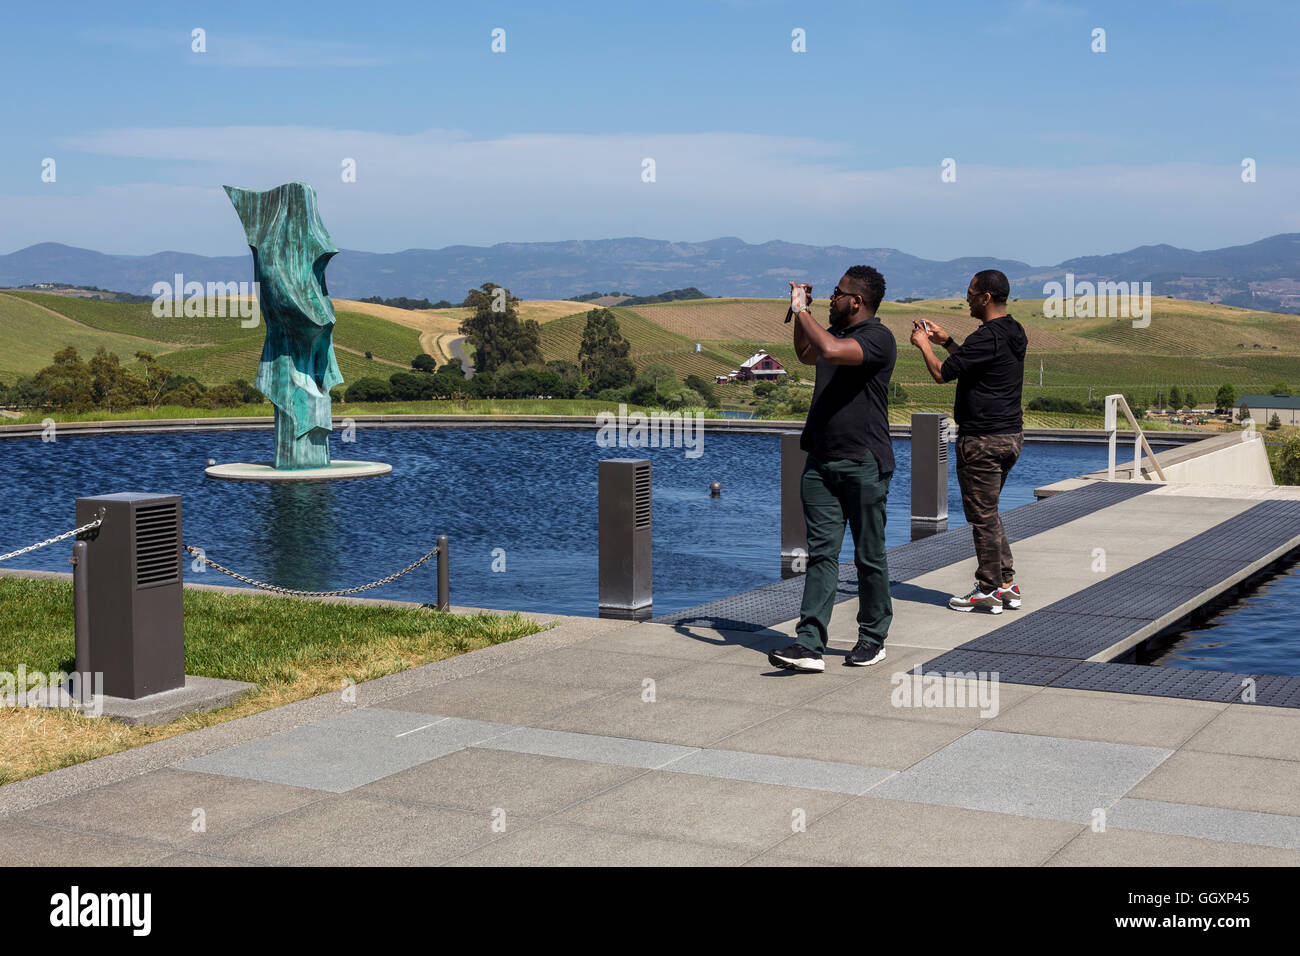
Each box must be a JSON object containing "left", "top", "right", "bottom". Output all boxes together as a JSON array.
[{"left": 2, "top": 485, "right": 1298, "bottom": 866}]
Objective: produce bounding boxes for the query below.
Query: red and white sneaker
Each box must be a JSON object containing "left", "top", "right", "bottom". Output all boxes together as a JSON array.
[{"left": 995, "top": 583, "right": 1022, "bottom": 609}]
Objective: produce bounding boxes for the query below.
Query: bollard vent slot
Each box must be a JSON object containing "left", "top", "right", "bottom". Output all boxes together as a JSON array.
[
  {"left": 135, "top": 502, "right": 181, "bottom": 587},
  {"left": 633, "top": 463, "right": 651, "bottom": 529}
]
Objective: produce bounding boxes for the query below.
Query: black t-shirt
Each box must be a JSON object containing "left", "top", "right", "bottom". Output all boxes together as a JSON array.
[
  {"left": 800, "top": 317, "right": 896, "bottom": 474},
  {"left": 940, "top": 314, "right": 1027, "bottom": 436}
]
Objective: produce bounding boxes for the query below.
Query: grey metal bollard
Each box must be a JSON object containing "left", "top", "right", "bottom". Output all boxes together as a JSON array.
[
  {"left": 598, "top": 459, "right": 652, "bottom": 619},
  {"left": 910, "top": 413, "right": 949, "bottom": 539},
  {"left": 74, "top": 493, "right": 185, "bottom": 699},
  {"left": 436, "top": 534, "right": 450, "bottom": 611},
  {"left": 780, "top": 433, "right": 808, "bottom": 578}
]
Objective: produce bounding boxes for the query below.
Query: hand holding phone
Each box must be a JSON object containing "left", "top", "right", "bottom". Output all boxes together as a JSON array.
[{"left": 787, "top": 282, "right": 813, "bottom": 321}]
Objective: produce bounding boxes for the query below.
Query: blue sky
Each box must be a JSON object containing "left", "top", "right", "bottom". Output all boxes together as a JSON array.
[{"left": 1, "top": 0, "right": 1297, "bottom": 262}]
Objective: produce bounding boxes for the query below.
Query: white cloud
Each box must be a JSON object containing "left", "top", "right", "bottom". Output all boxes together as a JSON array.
[{"left": 4, "top": 126, "right": 1296, "bottom": 261}]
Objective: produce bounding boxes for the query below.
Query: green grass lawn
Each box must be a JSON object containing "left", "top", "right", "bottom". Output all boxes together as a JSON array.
[{"left": 0, "top": 577, "right": 544, "bottom": 785}]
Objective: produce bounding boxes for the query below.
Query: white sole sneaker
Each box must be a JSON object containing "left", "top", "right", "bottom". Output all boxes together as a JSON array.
[
  {"left": 769, "top": 650, "right": 825, "bottom": 672},
  {"left": 948, "top": 600, "right": 1003, "bottom": 614}
]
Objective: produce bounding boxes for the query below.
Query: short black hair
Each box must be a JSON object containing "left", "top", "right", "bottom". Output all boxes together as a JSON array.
[
  {"left": 971, "top": 269, "right": 1010, "bottom": 303},
  {"left": 844, "top": 265, "right": 886, "bottom": 312}
]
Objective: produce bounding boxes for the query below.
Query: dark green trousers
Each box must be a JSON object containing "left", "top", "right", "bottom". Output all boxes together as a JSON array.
[{"left": 795, "top": 454, "right": 893, "bottom": 654}]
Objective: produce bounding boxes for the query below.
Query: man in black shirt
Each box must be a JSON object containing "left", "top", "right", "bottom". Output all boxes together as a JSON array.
[
  {"left": 769, "top": 265, "right": 896, "bottom": 673},
  {"left": 911, "top": 269, "right": 1028, "bottom": 614}
]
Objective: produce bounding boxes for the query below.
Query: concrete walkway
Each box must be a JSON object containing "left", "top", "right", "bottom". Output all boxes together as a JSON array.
[{"left": 2, "top": 486, "right": 1299, "bottom": 866}]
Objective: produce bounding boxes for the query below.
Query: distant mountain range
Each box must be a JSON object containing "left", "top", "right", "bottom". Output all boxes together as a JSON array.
[{"left": 2, "top": 234, "right": 1298, "bottom": 311}]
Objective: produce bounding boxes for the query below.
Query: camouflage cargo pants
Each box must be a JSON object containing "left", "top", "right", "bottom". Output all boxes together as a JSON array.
[{"left": 955, "top": 431, "right": 1024, "bottom": 593}]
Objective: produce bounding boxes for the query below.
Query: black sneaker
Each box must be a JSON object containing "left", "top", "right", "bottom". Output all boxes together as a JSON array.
[
  {"left": 768, "top": 643, "right": 825, "bottom": 673},
  {"left": 844, "top": 640, "right": 887, "bottom": 667}
]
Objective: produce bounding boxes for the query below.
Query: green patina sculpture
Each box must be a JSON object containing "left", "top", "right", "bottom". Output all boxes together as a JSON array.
[{"left": 225, "top": 182, "right": 343, "bottom": 469}]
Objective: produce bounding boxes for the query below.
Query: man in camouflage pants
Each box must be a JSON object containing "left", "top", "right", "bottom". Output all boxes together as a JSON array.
[{"left": 910, "top": 269, "right": 1028, "bottom": 614}]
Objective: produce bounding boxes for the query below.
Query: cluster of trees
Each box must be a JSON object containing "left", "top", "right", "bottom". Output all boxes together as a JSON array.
[
  {"left": 341, "top": 358, "right": 589, "bottom": 403},
  {"left": 588, "top": 367, "right": 718, "bottom": 410},
  {"left": 570, "top": 288, "right": 708, "bottom": 306},
  {"left": 0, "top": 347, "right": 261, "bottom": 412},
  {"left": 358, "top": 295, "right": 455, "bottom": 310}
]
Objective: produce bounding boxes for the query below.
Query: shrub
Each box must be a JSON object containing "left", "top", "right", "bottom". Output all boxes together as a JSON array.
[
  {"left": 1276, "top": 431, "right": 1300, "bottom": 485},
  {"left": 345, "top": 377, "right": 393, "bottom": 402},
  {"left": 203, "top": 384, "right": 244, "bottom": 408}
]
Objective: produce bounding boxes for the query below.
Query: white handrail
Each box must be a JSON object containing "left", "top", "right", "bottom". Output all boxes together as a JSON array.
[{"left": 1105, "top": 394, "right": 1167, "bottom": 481}]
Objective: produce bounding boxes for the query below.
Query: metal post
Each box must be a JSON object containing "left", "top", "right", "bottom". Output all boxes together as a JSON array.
[
  {"left": 71, "top": 540, "right": 90, "bottom": 702},
  {"left": 780, "top": 433, "right": 807, "bottom": 578},
  {"left": 436, "top": 534, "right": 449, "bottom": 611},
  {"left": 1105, "top": 395, "right": 1118, "bottom": 480},
  {"left": 910, "top": 413, "right": 949, "bottom": 539},
  {"left": 598, "top": 459, "right": 652, "bottom": 619}
]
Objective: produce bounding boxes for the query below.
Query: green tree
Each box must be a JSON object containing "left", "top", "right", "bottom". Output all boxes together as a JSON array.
[
  {"left": 133, "top": 351, "right": 173, "bottom": 409},
  {"left": 389, "top": 372, "right": 427, "bottom": 401},
  {"left": 33, "top": 347, "right": 95, "bottom": 412},
  {"left": 684, "top": 374, "right": 720, "bottom": 409},
  {"left": 577, "top": 308, "right": 637, "bottom": 393},
  {"left": 1168, "top": 385, "right": 1182, "bottom": 410},
  {"left": 411, "top": 354, "right": 437, "bottom": 373},
  {"left": 1276, "top": 431, "right": 1300, "bottom": 484},
  {"left": 546, "top": 360, "right": 587, "bottom": 399},
  {"left": 1269, "top": 381, "right": 1291, "bottom": 395},
  {"left": 1269, "top": 413, "right": 1282, "bottom": 430},
  {"left": 459, "top": 283, "right": 542, "bottom": 374},
  {"left": 1215, "top": 383, "right": 1236, "bottom": 412},
  {"left": 346, "top": 377, "right": 394, "bottom": 402},
  {"left": 1184, "top": 390, "right": 1196, "bottom": 409},
  {"left": 203, "top": 384, "right": 244, "bottom": 408}
]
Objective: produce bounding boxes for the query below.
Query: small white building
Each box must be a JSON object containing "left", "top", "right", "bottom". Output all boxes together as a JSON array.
[{"left": 1235, "top": 393, "right": 1300, "bottom": 426}]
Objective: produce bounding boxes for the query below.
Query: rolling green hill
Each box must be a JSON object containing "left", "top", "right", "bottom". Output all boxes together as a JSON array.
[
  {"left": 5, "top": 288, "right": 1299, "bottom": 412},
  {"left": 0, "top": 293, "right": 187, "bottom": 383},
  {"left": 0, "top": 292, "right": 421, "bottom": 387}
]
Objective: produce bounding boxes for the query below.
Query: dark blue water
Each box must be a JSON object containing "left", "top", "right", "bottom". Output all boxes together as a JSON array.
[
  {"left": 1147, "top": 564, "right": 1300, "bottom": 678},
  {"left": 0, "top": 427, "right": 1108, "bottom": 616}
]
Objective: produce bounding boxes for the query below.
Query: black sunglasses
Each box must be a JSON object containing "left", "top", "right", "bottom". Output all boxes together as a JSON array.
[{"left": 831, "top": 287, "right": 860, "bottom": 300}]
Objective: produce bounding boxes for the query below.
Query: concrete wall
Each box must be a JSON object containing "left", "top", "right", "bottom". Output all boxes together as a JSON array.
[{"left": 1156, "top": 434, "right": 1274, "bottom": 485}]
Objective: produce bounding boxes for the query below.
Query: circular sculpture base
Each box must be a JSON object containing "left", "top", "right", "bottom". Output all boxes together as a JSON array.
[{"left": 205, "top": 461, "right": 392, "bottom": 482}]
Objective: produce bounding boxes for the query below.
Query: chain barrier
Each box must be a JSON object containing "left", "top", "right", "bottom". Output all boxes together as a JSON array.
[
  {"left": 182, "top": 542, "right": 440, "bottom": 598},
  {"left": 0, "top": 516, "right": 104, "bottom": 564}
]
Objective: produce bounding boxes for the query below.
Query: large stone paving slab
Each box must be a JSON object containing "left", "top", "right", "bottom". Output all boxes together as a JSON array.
[
  {"left": 867, "top": 729, "right": 1172, "bottom": 822},
  {"left": 176, "top": 710, "right": 513, "bottom": 793},
  {"left": 198, "top": 796, "right": 519, "bottom": 866},
  {"left": 749, "top": 796, "right": 1082, "bottom": 866},
  {"left": 447, "top": 821, "right": 754, "bottom": 867},
  {"left": 353, "top": 748, "right": 645, "bottom": 817},
  {"left": 532, "top": 692, "right": 787, "bottom": 748},
  {"left": 1125, "top": 750, "right": 1300, "bottom": 816},
  {"left": 552, "top": 771, "right": 851, "bottom": 853},
  {"left": 475, "top": 726, "right": 697, "bottom": 768},
  {"left": 1107, "top": 797, "right": 1300, "bottom": 851},
  {"left": 664, "top": 748, "right": 894, "bottom": 794},
  {"left": 1045, "top": 827, "right": 1300, "bottom": 867},
  {"left": 712, "top": 709, "right": 967, "bottom": 769},
  {"left": 15, "top": 768, "right": 323, "bottom": 848}
]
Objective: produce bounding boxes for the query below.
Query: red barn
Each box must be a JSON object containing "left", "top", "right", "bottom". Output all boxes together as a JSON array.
[{"left": 735, "top": 350, "right": 786, "bottom": 382}]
